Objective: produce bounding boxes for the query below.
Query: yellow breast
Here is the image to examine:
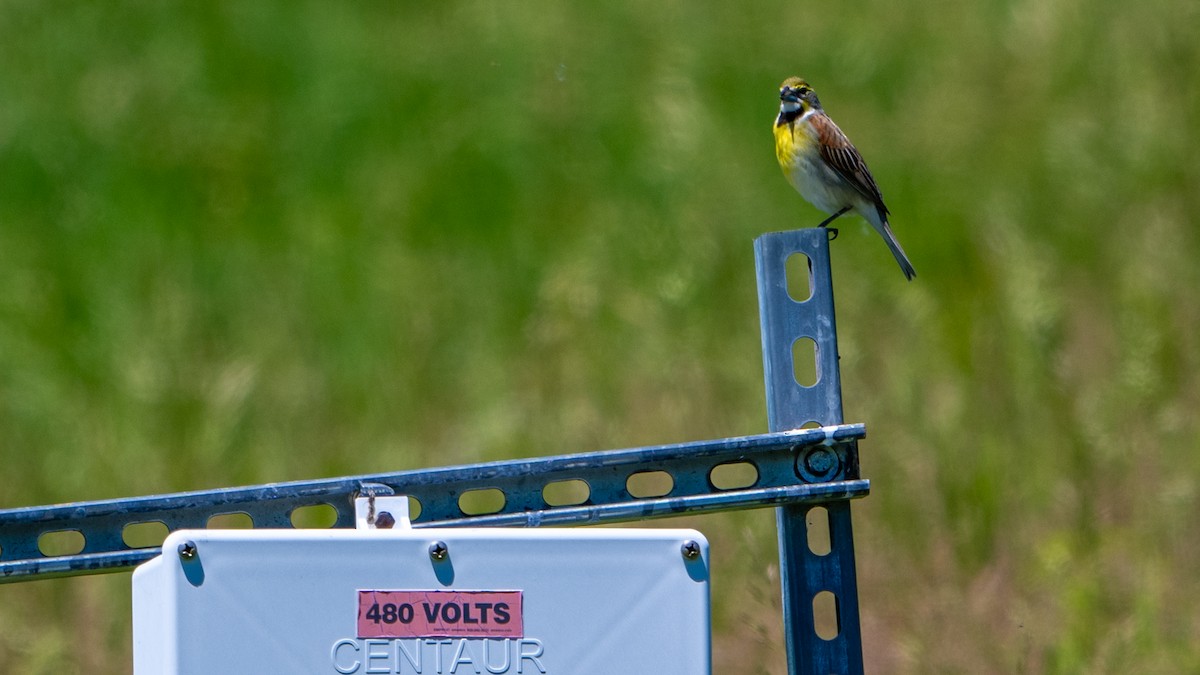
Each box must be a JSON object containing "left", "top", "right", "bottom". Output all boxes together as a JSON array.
[{"left": 774, "top": 120, "right": 818, "bottom": 177}]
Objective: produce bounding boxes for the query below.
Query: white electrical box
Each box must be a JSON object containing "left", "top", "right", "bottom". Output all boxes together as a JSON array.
[{"left": 132, "top": 506, "right": 709, "bottom": 674}]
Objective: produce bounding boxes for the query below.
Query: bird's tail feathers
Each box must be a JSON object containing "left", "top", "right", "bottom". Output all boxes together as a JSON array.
[
  {"left": 879, "top": 221, "right": 916, "bottom": 281},
  {"left": 862, "top": 207, "right": 916, "bottom": 281}
]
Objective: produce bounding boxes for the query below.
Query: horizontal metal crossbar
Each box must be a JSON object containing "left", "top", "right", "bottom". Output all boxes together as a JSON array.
[{"left": 0, "top": 424, "right": 865, "bottom": 583}]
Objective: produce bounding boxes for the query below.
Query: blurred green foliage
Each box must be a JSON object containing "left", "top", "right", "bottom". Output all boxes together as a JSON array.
[{"left": 2, "top": 0, "right": 1200, "bottom": 672}]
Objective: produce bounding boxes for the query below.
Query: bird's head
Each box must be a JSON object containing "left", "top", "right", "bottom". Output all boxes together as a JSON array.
[{"left": 778, "top": 77, "right": 821, "bottom": 121}]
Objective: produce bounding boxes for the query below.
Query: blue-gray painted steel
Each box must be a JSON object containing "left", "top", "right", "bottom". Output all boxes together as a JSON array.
[
  {"left": 755, "top": 228, "right": 866, "bottom": 675},
  {"left": 1, "top": 425, "right": 865, "bottom": 583},
  {"left": 755, "top": 230, "right": 845, "bottom": 429}
]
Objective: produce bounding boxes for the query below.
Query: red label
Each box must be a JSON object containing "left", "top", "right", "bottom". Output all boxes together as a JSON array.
[{"left": 357, "top": 590, "right": 524, "bottom": 639}]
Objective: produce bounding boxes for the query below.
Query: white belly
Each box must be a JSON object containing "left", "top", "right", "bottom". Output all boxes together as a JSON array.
[{"left": 787, "top": 152, "right": 856, "bottom": 216}]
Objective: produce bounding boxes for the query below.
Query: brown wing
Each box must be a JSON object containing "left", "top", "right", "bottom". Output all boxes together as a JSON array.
[{"left": 812, "top": 114, "right": 890, "bottom": 219}]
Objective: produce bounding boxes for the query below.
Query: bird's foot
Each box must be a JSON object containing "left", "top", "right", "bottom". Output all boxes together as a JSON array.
[{"left": 824, "top": 227, "right": 839, "bottom": 241}]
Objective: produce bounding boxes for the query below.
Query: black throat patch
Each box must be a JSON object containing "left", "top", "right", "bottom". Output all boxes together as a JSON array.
[{"left": 776, "top": 107, "right": 803, "bottom": 127}]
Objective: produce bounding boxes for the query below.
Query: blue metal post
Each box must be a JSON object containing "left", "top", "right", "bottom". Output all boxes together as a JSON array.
[{"left": 755, "top": 229, "right": 865, "bottom": 675}]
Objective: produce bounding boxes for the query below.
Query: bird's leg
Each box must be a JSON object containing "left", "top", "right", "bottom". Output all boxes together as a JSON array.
[{"left": 816, "top": 205, "right": 852, "bottom": 240}]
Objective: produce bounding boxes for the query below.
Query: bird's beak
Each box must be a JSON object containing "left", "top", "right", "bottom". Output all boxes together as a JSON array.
[{"left": 779, "top": 87, "right": 800, "bottom": 103}]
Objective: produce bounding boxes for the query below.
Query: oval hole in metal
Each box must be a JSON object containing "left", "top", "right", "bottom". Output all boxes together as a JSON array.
[
  {"left": 290, "top": 503, "right": 338, "bottom": 528},
  {"left": 813, "top": 590, "right": 840, "bottom": 640},
  {"left": 785, "top": 252, "right": 813, "bottom": 302},
  {"left": 806, "top": 506, "right": 831, "bottom": 556},
  {"left": 543, "top": 479, "right": 590, "bottom": 507},
  {"left": 792, "top": 336, "right": 819, "bottom": 387},
  {"left": 122, "top": 521, "right": 169, "bottom": 549},
  {"left": 38, "top": 529, "right": 85, "bottom": 556},
  {"left": 459, "top": 488, "right": 506, "bottom": 515},
  {"left": 207, "top": 512, "right": 254, "bottom": 529},
  {"left": 709, "top": 462, "right": 758, "bottom": 490},
  {"left": 407, "top": 496, "right": 423, "bottom": 521},
  {"left": 626, "top": 471, "right": 674, "bottom": 498}
]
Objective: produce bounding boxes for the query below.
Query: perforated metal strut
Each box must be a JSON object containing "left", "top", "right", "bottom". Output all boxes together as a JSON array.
[
  {"left": 0, "top": 424, "right": 865, "bottom": 582},
  {"left": 756, "top": 228, "right": 866, "bottom": 675}
]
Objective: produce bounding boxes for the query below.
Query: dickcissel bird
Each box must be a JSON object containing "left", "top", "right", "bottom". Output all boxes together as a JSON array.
[{"left": 774, "top": 76, "right": 915, "bottom": 280}]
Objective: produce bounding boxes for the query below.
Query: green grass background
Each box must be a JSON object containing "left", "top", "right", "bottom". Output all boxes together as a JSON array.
[{"left": 2, "top": 0, "right": 1199, "bottom": 672}]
